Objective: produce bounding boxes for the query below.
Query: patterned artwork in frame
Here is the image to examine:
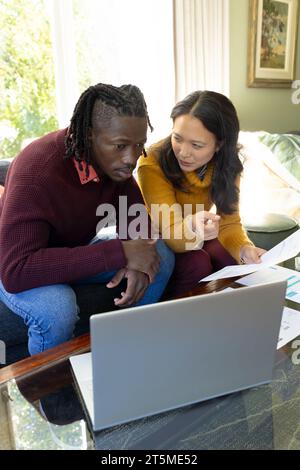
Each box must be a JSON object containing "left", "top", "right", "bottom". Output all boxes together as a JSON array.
[{"left": 248, "top": 0, "right": 299, "bottom": 87}]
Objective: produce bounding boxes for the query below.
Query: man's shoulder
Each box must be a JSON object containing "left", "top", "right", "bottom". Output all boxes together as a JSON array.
[
  {"left": 8, "top": 129, "right": 68, "bottom": 183},
  {"left": 17, "top": 128, "right": 66, "bottom": 161}
]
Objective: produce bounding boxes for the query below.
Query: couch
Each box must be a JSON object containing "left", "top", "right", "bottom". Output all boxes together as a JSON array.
[
  {"left": 238, "top": 131, "right": 300, "bottom": 251},
  {"left": 239, "top": 131, "right": 300, "bottom": 225}
]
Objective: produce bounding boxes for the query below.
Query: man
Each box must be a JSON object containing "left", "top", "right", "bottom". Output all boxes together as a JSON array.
[{"left": 0, "top": 83, "right": 174, "bottom": 355}]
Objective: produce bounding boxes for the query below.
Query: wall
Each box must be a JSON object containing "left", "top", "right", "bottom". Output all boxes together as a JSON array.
[{"left": 230, "top": 0, "right": 300, "bottom": 132}]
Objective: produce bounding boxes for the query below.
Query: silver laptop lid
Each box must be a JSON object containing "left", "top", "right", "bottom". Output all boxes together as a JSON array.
[{"left": 90, "top": 280, "right": 286, "bottom": 431}]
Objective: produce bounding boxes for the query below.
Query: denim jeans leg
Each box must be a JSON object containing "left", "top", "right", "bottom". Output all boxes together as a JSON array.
[
  {"left": 0, "top": 281, "right": 79, "bottom": 355},
  {"left": 76, "top": 239, "right": 175, "bottom": 306},
  {"left": 135, "top": 239, "right": 175, "bottom": 306}
]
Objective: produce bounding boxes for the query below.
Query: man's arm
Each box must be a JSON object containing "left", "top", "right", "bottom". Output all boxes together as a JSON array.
[
  {"left": 0, "top": 183, "right": 126, "bottom": 293},
  {"left": 116, "top": 176, "right": 152, "bottom": 240}
]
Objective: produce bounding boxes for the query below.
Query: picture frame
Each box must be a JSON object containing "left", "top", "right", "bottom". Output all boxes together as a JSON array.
[{"left": 247, "top": 0, "right": 299, "bottom": 88}]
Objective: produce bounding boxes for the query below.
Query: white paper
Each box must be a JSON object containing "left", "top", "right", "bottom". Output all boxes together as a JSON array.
[
  {"left": 277, "top": 306, "right": 300, "bottom": 349},
  {"left": 261, "top": 228, "right": 300, "bottom": 266},
  {"left": 199, "top": 228, "right": 300, "bottom": 282},
  {"left": 200, "top": 262, "right": 267, "bottom": 282},
  {"left": 238, "top": 265, "right": 300, "bottom": 304},
  {"left": 238, "top": 265, "right": 296, "bottom": 285}
]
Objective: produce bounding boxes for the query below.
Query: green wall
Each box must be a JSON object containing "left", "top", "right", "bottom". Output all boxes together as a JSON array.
[{"left": 230, "top": 0, "right": 300, "bottom": 132}]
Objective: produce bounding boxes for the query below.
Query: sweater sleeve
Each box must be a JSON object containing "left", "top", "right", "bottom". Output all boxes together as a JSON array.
[
  {"left": 137, "top": 159, "right": 202, "bottom": 252},
  {"left": 0, "top": 183, "right": 126, "bottom": 293},
  {"left": 218, "top": 177, "right": 253, "bottom": 262},
  {"left": 117, "top": 176, "right": 152, "bottom": 239}
]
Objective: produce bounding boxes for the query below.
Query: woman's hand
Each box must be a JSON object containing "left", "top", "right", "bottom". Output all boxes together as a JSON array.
[
  {"left": 192, "top": 211, "right": 221, "bottom": 241},
  {"left": 240, "top": 245, "right": 267, "bottom": 264}
]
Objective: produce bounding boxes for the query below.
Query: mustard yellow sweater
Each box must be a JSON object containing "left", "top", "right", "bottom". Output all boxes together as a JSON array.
[{"left": 137, "top": 151, "right": 252, "bottom": 261}]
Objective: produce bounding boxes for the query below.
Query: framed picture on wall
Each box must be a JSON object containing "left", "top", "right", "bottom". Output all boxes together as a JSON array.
[{"left": 247, "top": 0, "right": 299, "bottom": 87}]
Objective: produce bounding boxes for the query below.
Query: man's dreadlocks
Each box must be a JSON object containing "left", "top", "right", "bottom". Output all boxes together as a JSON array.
[{"left": 64, "top": 83, "right": 153, "bottom": 176}]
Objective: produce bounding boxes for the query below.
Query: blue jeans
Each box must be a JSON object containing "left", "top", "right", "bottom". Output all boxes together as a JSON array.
[{"left": 0, "top": 239, "right": 174, "bottom": 355}]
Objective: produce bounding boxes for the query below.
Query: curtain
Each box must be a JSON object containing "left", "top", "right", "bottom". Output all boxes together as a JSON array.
[
  {"left": 47, "top": 0, "right": 175, "bottom": 142},
  {"left": 173, "top": 0, "right": 230, "bottom": 101},
  {"left": 47, "top": 0, "right": 79, "bottom": 128},
  {"left": 48, "top": 0, "right": 229, "bottom": 134}
]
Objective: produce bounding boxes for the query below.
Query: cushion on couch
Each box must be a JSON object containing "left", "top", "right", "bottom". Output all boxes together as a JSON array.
[
  {"left": 0, "top": 159, "right": 12, "bottom": 186},
  {"left": 258, "top": 132, "right": 300, "bottom": 180},
  {"left": 244, "top": 212, "right": 299, "bottom": 251},
  {"left": 239, "top": 131, "right": 300, "bottom": 223}
]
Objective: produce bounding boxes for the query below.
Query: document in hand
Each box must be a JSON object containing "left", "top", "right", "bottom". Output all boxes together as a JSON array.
[{"left": 199, "top": 228, "right": 300, "bottom": 282}]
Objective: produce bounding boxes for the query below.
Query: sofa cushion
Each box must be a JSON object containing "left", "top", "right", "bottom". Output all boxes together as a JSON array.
[
  {"left": 0, "top": 302, "right": 28, "bottom": 347},
  {"left": 244, "top": 212, "right": 299, "bottom": 251},
  {"left": 239, "top": 131, "right": 300, "bottom": 223},
  {"left": 258, "top": 132, "right": 300, "bottom": 180},
  {"left": 0, "top": 159, "right": 12, "bottom": 186}
]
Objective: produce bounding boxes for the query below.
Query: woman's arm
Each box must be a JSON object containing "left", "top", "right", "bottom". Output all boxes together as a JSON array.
[{"left": 137, "top": 159, "right": 202, "bottom": 252}]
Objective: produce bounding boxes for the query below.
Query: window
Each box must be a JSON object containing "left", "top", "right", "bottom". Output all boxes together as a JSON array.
[
  {"left": 0, "top": 0, "right": 229, "bottom": 159},
  {"left": 51, "top": 0, "right": 176, "bottom": 144},
  {"left": 0, "top": 0, "right": 58, "bottom": 159}
]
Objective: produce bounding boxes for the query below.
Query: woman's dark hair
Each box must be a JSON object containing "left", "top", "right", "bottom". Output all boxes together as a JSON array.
[
  {"left": 64, "top": 83, "right": 153, "bottom": 177},
  {"left": 156, "top": 90, "right": 243, "bottom": 214}
]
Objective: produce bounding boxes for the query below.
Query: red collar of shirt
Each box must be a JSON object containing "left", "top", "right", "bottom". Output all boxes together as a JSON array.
[{"left": 73, "top": 158, "right": 100, "bottom": 185}]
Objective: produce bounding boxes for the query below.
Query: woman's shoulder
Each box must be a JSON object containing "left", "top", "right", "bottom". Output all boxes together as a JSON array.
[{"left": 137, "top": 141, "right": 163, "bottom": 168}]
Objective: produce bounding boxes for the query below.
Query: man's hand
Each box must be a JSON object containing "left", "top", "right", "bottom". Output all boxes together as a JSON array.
[
  {"left": 121, "top": 238, "right": 160, "bottom": 282},
  {"left": 192, "top": 211, "right": 221, "bottom": 241},
  {"left": 240, "top": 245, "right": 267, "bottom": 264},
  {"left": 106, "top": 268, "right": 149, "bottom": 307}
]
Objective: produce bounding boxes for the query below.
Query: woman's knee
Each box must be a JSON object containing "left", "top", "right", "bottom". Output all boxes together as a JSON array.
[
  {"left": 166, "top": 250, "right": 213, "bottom": 297},
  {"left": 174, "top": 250, "right": 213, "bottom": 280},
  {"left": 203, "top": 239, "right": 236, "bottom": 269}
]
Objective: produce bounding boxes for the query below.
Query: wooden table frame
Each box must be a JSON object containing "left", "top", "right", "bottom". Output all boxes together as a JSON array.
[{"left": 0, "top": 334, "right": 90, "bottom": 385}]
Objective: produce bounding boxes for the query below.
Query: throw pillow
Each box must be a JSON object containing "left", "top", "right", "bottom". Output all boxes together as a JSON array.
[{"left": 258, "top": 132, "right": 300, "bottom": 181}]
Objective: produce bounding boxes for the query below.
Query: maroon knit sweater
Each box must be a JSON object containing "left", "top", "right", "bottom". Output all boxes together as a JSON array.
[{"left": 0, "top": 129, "right": 147, "bottom": 293}]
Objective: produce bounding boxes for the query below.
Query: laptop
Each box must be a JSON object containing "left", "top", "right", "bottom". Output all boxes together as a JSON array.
[{"left": 70, "top": 280, "right": 286, "bottom": 432}]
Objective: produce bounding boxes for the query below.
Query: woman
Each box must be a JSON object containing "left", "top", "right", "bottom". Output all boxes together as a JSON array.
[{"left": 137, "top": 90, "right": 265, "bottom": 296}]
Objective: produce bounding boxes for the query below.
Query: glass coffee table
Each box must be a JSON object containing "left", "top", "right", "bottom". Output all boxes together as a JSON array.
[{"left": 1, "top": 278, "right": 300, "bottom": 450}]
